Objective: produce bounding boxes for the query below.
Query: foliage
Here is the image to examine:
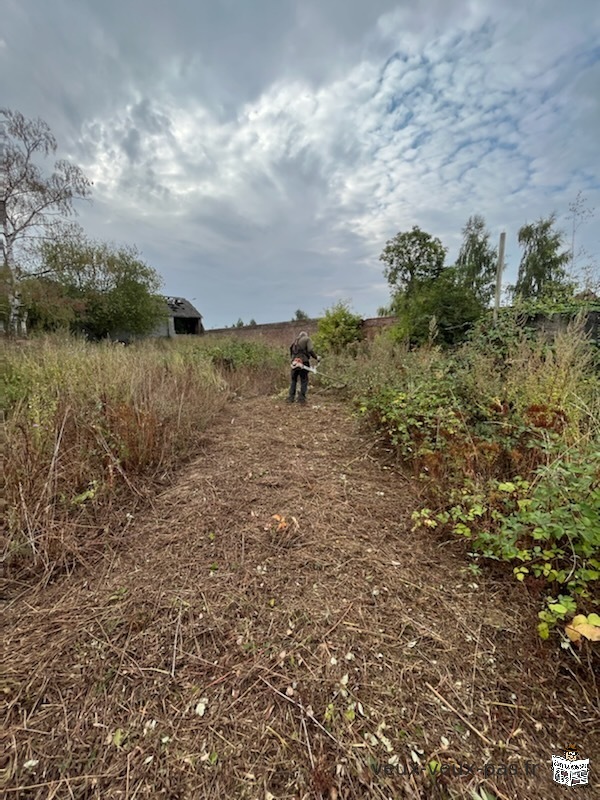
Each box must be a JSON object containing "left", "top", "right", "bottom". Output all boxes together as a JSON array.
[
  {"left": 314, "top": 301, "right": 363, "bottom": 354},
  {"left": 23, "top": 230, "right": 165, "bottom": 338},
  {"left": 293, "top": 309, "right": 310, "bottom": 321},
  {"left": 349, "top": 319, "right": 599, "bottom": 640},
  {"left": 391, "top": 267, "right": 485, "bottom": 346},
  {"left": 379, "top": 225, "right": 447, "bottom": 297},
  {"left": 19, "top": 275, "right": 83, "bottom": 331},
  {"left": 1, "top": 108, "right": 92, "bottom": 331},
  {"left": 510, "top": 290, "right": 599, "bottom": 318},
  {"left": 455, "top": 214, "right": 497, "bottom": 304},
  {"left": 378, "top": 225, "right": 484, "bottom": 347},
  {"left": 413, "top": 452, "right": 599, "bottom": 640},
  {"left": 0, "top": 262, "right": 12, "bottom": 324},
  {"left": 465, "top": 307, "right": 535, "bottom": 362},
  {"left": 201, "top": 337, "right": 286, "bottom": 370},
  {"left": 513, "top": 214, "right": 571, "bottom": 301},
  {"left": 377, "top": 304, "right": 393, "bottom": 317}
]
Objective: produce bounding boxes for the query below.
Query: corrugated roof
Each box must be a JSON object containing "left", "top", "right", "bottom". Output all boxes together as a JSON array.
[{"left": 164, "top": 297, "right": 202, "bottom": 319}]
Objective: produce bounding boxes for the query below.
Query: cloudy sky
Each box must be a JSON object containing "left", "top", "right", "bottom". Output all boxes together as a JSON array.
[{"left": 2, "top": 0, "right": 599, "bottom": 327}]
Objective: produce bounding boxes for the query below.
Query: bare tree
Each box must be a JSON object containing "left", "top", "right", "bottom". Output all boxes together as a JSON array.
[
  {"left": 1, "top": 109, "right": 92, "bottom": 335},
  {"left": 567, "top": 191, "right": 597, "bottom": 293}
]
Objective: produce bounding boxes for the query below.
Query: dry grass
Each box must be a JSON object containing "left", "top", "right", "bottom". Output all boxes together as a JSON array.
[
  {"left": 1, "top": 335, "right": 284, "bottom": 579},
  {"left": 3, "top": 389, "right": 598, "bottom": 799}
]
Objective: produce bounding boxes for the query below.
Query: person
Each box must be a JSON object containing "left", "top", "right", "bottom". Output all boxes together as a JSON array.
[{"left": 287, "top": 330, "right": 320, "bottom": 404}]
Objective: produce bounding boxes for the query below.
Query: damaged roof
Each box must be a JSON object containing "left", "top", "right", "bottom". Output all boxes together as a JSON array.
[{"left": 164, "top": 297, "right": 202, "bottom": 319}]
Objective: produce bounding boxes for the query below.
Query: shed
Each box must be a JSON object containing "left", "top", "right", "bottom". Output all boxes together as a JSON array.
[
  {"left": 112, "top": 296, "right": 204, "bottom": 342},
  {"left": 162, "top": 296, "right": 204, "bottom": 336}
]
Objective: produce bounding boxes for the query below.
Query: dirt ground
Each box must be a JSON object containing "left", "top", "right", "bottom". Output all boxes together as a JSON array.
[{"left": 3, "top": 389, "right": 598, "bottom": 799}]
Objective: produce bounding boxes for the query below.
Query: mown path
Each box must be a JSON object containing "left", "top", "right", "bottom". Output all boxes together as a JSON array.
[{"left": 4, "top": 393, "right": 597, "bottom": 799}]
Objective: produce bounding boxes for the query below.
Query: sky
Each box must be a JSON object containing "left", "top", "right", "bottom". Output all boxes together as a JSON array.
[{"left": 1, "top": 0, "right": 599, "bottom": 328}]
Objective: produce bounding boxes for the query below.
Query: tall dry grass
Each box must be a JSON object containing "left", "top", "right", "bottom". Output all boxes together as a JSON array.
[{"left": 1, "top": 334, "right": 285, "bottom": 578}]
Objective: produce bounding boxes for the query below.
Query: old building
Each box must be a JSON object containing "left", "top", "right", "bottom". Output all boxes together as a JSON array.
[
  {"left": 155, "top": 297, "right": 204, "bottom": 337},
  {"left": 112, "top": 296, "right": 204, "bottom": 342}
]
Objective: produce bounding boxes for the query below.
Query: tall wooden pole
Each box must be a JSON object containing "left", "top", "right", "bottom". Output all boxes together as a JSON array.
[{"left": 493, "top": 231, "right": 506, "bottom": 325}]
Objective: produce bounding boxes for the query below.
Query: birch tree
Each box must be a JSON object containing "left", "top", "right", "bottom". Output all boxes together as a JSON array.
[
  {"left": 455, "top": 214, "right": 497, "bottom": 304},
  {"left": 514, "top": 215, "right": 571, "bottom": 300},
  {"left": 1, "top": 109, "right": 92, "bottom": 334}
]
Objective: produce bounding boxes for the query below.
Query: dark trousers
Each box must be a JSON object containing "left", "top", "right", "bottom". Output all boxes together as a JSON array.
[{"left": 288, "top": 367, "right": 308, "bottom": 401}]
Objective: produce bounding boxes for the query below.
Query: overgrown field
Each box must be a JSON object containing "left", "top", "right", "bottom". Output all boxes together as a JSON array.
[
  {"left": 3, "top": 321, "right": 598, "bottom": 644},
  {"left": 319, "top": 314, "right": 600, "bottom": 642},
  {"left": 1, "top": 335, "right": 286, "bottom": 577},
  {"left": 2, "top": 323, "right": 599, "bottom": 799}
]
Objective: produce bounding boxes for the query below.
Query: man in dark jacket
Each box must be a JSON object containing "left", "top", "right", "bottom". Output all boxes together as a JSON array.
[{"left": 287, "top": 330, "right": 320, "bottom": 404}]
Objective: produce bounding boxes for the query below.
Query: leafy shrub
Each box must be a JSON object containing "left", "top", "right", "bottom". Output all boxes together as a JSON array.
[
  {"left": 314, "top": 301, "right": 363, "bottom": 355},
  {"left": 391, "top": 267, "right": 485, "bottom": 347},
  {"left": 352, "top": 322, "right": 599, "bottom": 639},
  {"left": 413, "top": 450, "right": 599, "bottom": 638}
]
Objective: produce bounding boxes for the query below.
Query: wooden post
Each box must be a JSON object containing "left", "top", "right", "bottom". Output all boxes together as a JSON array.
[{"left": 493, "top": 231, "right": 506, "bottom": 325}]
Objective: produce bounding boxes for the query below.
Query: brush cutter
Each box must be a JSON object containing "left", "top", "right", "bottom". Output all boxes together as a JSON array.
[{"left": 290, "top": 358, "right": 345, "bottom": 386}]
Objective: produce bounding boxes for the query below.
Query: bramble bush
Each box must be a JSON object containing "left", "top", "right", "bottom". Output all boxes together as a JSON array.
[
  {"left": 351, "top": 314, "right": 599, "bottom": 640},
  {"left": 412, "top": 452, "right": 599, "bottom": 639}
]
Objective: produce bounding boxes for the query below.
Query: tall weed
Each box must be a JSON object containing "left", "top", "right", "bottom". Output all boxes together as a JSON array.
[{"left": 1, "top": 334, "right": 284, "bottom": 576}]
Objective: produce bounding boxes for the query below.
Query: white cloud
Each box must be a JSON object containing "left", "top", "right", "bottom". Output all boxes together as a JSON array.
[{"left": 1, "top": 0, "right": 598, "bottom": 324}]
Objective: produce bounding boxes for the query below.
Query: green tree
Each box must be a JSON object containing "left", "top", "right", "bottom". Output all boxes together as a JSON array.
[
  {"left": 20, "top": 274, "right": 82, "bottom": 331},
  {"left": 248, "top": 318, "right": 257, "bottom": 326},
  {"left": 25, "top": 229, "right": 165, "bottom": 338},
  {"left": 393, "top": 268, "right": 484, "bottom": 346},
  {"left": 379, "top": 226, "right": 447, "bottom": 298},
  {"left": 455, "top": 215, "right": 497, "bottom": 304},
  {"left": 314, "top": 301, "right": 363, "bottom": 354},
  {"left": 294, "top": 308, "right": 309, "bottom": 321},
  {"left": 234, "top": 318, "right": 244, "bottom": 328},
  {"left": 513, "top": 215, "right": 571, "bottom": 300},
  {"left": 1, "top": 109, "right": 92, "bottom": 334}
]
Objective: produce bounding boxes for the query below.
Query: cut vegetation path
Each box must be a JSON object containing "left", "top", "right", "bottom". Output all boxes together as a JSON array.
[{"left": 4, "top": 393, "right": 597, "bottom": 800}]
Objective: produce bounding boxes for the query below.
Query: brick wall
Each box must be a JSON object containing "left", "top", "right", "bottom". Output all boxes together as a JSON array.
[
  {"left": 361, "top": 316, "right": 397, "bottom": 339},
  {"left": 203, "top": 316, "right": 398, "bottom": 347},
  {"left": 204, "top": 319, "right": 321, "bottom": 347}
]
